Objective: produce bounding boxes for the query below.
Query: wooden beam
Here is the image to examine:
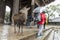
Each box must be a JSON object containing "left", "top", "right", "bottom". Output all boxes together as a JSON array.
[
  {"left": 35, "top": 0, "right": 46, "bottom": 6},
  {"left": 12, "top": 0, "right": 19, "bottom": 24},
  {"left": 35, "top": 0, "right": 55, "bottom": 6},
  {"left": 42, "top": 0, "right": 46, "bottom": 5},
  {"left": 35, "top": 0, "right": 40, "bottom": 6}
]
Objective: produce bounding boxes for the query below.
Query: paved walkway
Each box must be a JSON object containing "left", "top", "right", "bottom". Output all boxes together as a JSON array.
[
  {"left": 0, "top": 25, "right": 38, "bottom": 40},
  {"left": 34, "top": 25, "right": 60, "bottom": 40},
  {"left": 54, "top": 30, "right": 60, "bottom": 40},
  {"left": 0, "top": 25, "right": 60, "bottom": 40}
]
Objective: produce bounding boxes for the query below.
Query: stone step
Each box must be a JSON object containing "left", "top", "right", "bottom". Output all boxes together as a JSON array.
[
  {"left": 34, "top": 29, "right": 52, "bottom": 40},
  {"left": 53, "top": 30, "right": 59, "bottom": 40},
  {"left": 19, "top": 28, "right": 52, "bottom": 40},
  {"left": 45, "top": 30, "right": 55, "bottom": 40}
]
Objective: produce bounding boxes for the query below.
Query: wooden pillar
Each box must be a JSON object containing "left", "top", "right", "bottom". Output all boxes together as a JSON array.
[
  {"left": 12, "top": 0, "right": 19, "bottom": 24},
  {"left": 0, "top": 0, "right": 6, "bottom": 24},
  {"left": 12, "top": 0, "right": 19, "bottom": 14},
  {"left": 31, "top": 0, "right": 35, "bottom": 25},
  {"left": 31, "top": 0, "right": 35, "bottom": 12}
]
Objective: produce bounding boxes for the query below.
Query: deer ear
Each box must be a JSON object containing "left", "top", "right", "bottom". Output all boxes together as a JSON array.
[{"left": 27, "top": 7, "right": 30, "bottom": 10}]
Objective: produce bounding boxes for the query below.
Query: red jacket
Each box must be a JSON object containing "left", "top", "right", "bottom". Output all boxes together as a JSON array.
[{"left": 37, "top": 12, "right": 46, "bottom": 25}]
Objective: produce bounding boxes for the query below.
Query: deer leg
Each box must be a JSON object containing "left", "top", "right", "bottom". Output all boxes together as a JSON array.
[
  {"left": 14, "top": 23, "right": 16, "bottom": 33},
  {"left": 21, "top": 25, "right": 23, "bottom": 35},
  {"left": 18, "top": 24, "right": 20, "bottom": 33}
]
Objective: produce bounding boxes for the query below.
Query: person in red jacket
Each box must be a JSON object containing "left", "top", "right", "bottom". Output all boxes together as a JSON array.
[{"left": 37, "top": 11, "right": 46, "bottom": 37}]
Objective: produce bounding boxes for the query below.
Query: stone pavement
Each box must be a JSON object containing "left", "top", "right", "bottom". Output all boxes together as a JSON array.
[
  {"left": 0, "top": 25, "right": 60, "bottom": 40},
  {"left": 0, "top": 25, "right": 38, "bottom": 40},
  {"left": 34, "top": 25, "right": 60, "bottom": 40}
]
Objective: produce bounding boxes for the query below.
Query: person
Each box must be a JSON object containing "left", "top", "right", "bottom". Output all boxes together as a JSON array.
[
  {"left": 44, "top": 16, "right": 48, "bottom": 29},
  {"left": 32, "top": 0, "right": 46, "bottom": 26},
  {"left": 37, "top": 11, "right": 46, "bottom": 37},
  {"left": 26, "top": 8, "right": 33, "bottom": 28},
  {"left": 26, "top": 15, "right": 33, "bottom": 26},
  {"left": 44, "top": 21, "right": 46, "bottom": 29},
  {"left": 33, "top": 7, "right": 41, "bottom": 25},
  {"left": 33, "top": 6, "right": 45, "bottom": 25}
]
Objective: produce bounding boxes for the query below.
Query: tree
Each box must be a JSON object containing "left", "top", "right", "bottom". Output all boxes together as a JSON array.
[{"left": 45, "top": 4, "right": 60, "bottom": 23}]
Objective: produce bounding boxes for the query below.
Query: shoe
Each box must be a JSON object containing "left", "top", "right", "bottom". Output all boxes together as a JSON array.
[
  {"left": 36, "top": 35, "right": 42, "bottom": 38},
  {"left": 36, "top": 33, "right": 43, "bottom": 38},
  {"left": 40, "top": 34, "right": 43, "bottom": 36}
]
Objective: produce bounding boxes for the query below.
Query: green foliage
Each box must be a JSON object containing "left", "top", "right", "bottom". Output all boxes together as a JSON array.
[
  {"left": 5, "top": 11, "right": 10, "bottom": 22},
  {"left": 45, "top": 4, "right": 60, "bottom": 22},
  {"left": 45, "top": 4, "right": 60, "bottom": 16}
]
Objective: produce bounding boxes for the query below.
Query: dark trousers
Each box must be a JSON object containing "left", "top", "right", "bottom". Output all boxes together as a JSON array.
[
  {"left": 44, "top": 22, "right": 46, "bottom": 29},
  {"left": 37, "top": 24, "right": 39, "bottom": 28},
  {"left": 26, "top": 21, "right": 30, "bottom": 26}
]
